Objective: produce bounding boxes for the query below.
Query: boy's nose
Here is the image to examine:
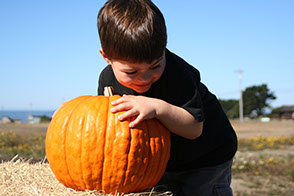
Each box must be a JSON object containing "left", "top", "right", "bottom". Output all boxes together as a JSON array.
[{"left": 138, "top": 72, "right": 151, "bottom": 83}]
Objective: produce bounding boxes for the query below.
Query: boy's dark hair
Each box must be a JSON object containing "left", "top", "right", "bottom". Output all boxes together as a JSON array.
[{"left": 97, "top": 0, "right": 167, "bottom": 63}]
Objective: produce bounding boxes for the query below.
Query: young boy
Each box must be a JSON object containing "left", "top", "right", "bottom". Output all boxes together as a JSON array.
[{"left": 97, "top": 0, "right": 238, "bottom": 195}]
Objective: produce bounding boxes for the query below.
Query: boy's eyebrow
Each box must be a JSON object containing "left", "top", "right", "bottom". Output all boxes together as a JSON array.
[{"left": 121, "top": 56, "right": 164, "bottom": 72}]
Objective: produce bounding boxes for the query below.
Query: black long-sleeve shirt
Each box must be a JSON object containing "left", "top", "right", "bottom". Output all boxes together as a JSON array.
[{"left": 98, "top": 49, "right": 238, "bottom": 171}]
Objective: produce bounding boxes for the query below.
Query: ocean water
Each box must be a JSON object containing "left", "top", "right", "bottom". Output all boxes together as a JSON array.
[{"left": 0, "top": 110, "right": 56, "bottom": 122}]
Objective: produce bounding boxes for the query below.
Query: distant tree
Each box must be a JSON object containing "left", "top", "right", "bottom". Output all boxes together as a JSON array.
[
  {"left": 40, "top": 115, "right": 51, "bottom": 123},
  {"left": 219, "top": 99, "right": 239, "bottom": 119},
  {"left": 243, "top": 84, "right": 276, "bottom": 117},
  {"left": 219, "top": 84, "right": 276, "bottom": 119}
]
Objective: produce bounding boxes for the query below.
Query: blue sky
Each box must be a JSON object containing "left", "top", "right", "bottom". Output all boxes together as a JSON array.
[{"left": 0, "top": 0, "right": 293, "bottom": 110}]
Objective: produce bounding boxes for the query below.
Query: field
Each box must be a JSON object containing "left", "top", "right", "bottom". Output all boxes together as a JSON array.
[
  {"left": 230, "top": 120, "right": 294, "bottom": 195},
  {"left": 1, "top": 120, "right": 294, "bottom": 195}
]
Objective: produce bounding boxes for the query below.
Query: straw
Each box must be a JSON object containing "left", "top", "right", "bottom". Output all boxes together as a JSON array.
[{"left": 0, "top": 156, "right": 172, "bottom": 196}]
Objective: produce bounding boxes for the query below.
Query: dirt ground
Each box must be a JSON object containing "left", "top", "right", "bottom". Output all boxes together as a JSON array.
[
  {"left": 231, "top": 120, "right": 294, "bottom": 138},
  {"left": 1, "top": 120, "right": 294, "bottom": 139}
]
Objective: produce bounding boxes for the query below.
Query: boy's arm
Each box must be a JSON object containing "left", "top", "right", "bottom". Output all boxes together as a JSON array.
[
  {"left": 155, "top": 99, "right": 203, "bottom": 140},
  {"left": 111, "top": 95, "right": 203, "bottom": 140}
]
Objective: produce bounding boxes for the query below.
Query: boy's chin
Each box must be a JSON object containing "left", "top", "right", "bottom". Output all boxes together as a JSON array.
[{"left": 132, "top": 85, "right": 151, "bottom": 94}]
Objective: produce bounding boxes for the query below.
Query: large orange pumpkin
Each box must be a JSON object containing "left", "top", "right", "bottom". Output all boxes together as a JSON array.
[{"left": 45, "top": 91, "right": 170, "bottom": 194}]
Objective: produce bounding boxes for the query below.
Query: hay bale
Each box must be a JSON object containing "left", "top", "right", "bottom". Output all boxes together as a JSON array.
[{"left": 0, "top": 155, "right": 172, "bottom": 196}]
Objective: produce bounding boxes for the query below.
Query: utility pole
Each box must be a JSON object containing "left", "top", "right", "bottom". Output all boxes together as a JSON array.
[
  {"left": 29, "top": 103, "right": 33, "bottom": 116},
  {"left": 27, "top": 103, "right": 33, "bottom": 123},
  {"left": 236, "top": 70, "right": 244, "bottom": 122}
]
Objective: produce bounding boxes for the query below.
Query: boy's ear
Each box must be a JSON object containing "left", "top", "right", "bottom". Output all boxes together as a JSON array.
[{"left": 99, "top": 49, "right": 112, "bottom": 65}]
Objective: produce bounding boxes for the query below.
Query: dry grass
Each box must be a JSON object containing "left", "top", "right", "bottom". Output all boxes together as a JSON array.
[
  {"left": 0, "top": 123, "right": 48, "bottom": 137},
  {"left": 232, "top": 146, "right": 294, "bottom": 196},
  {"left": 0, "top": 131, "right": 45, "bottom": 160},
  {"left": 237, "top": 135, "right": 294, "bottom": 151}
]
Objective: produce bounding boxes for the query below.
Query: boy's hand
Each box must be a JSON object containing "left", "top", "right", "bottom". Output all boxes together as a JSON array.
[
  {"left": 110, "top": 95, "right": 159, "bottom": 128},
  {"left": 110, "top": 94, "right": 203, "bottom": 139}
]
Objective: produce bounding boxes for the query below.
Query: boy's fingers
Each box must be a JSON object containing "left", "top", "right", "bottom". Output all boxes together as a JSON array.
[
  {"left": 111, "top": 95, "right": 130, "bottom": 105},
  {"left": 110, "top": 102, "right": 132, "bottom": 113},
  {"left": 111, "top": 97, "right": 124, "bottom": 106},
  {"left": 118, "top": 109, "right": 139, "bottom": 121},
  {"left": 129, "top": 114, "right": 144, "bottom": 128},
  {"left": 111, "top": 95, "right": 135, "bottom": 105}
]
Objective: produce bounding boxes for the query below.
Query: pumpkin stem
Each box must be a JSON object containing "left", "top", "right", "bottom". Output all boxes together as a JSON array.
[{"left": 104, "top": 86, "right": 114, "bottom": 96}]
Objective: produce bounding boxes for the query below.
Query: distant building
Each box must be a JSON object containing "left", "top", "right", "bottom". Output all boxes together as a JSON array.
[
  {"left": 1, "top": 116, "right": 14, "bottom": 123},
  {"left": 279, "top": 105, "right": 294, "bottom": 120},
  {"left": 27, "top": 114, "right": 51, "bottom": 123},
  {"left": 13, "top": 119, "right": 22, "bottom": 124},
  {"left": 27, "top": 114, "right": 41, "bottom": 124}
]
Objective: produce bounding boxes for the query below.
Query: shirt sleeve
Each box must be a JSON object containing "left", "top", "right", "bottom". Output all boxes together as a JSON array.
[
  {"left": 181, "top": 86, "right": 205, "bottom": 122},
  {"left": 97, "top": 70, "right": 105, "bottom": 95}
]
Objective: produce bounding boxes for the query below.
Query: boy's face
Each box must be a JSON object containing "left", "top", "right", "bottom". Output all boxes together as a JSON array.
[{"left": 100, "top": 49, "right": 166, "bottom": 93}]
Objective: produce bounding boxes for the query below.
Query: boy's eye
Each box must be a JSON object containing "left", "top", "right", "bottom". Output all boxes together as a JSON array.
[
  {"left": 125, "top": 70, "right": 137, "bottom": 75},
  {"left": 151, "top": 64, "right": 160, "bottom": 70}
]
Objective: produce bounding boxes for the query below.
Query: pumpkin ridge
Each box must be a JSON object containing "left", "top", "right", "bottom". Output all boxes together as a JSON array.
[
  {"left": 108, "top": 111, "right": 115, "bottom": 192},
  {"left": 47, "top": 95, "right": 91, "bottom": 189},
  {"left": 63, "top": 96, "right": 91, "bottom": 189},
  {"left": 140, "top": 119, "right": 158, "bottom": 189},
  {"left": 140, "top": 120, "right": 151, "bottom": 191},
  {"left": 101, "top": 96, "right": 112, "bottom": 191},
  {"left": 79, "top": 105, "right": 87, "bottom": 189},
  {"left": 110, "top": 111, "right": 117, "bottom": 191},
  {"left": 143, "top": 119, "right": 170, "bottom": 189},
  {"left": 52, "top": 99, "right": 74, "bottom": 188},
  {"left": 94, "top": 96, "right": 108, "bottom": 190},
  {"left": 152, "top": 123, "right": 166, "bottom": 185},
  {"left": 100, "top": 97, "right": 108, "bottom": 191},
  {"left": 120, "top": 123, "right": 131, "bottom": 192},
  {"left": 86, "top": 96, "right": 109, "bottom": 190},
  {"left": 110, "top": 113, "right": 130, "bottom": 192},
  {"left": 122, "top": 125, "right": 134, "bottom": 191},
  {"left": 122, "top": 120, "right": 148, "bottom": 192},
  {"left": 131, "top": 120, "right": 150, "bottom": 192},
  {"left": 79, "top": 115, "right": 86, "bottom": 189},
  {"left": 80, "top": 96, "right": 97, "bottom": 189},
  {"left": 154, "top": 121, "right": 170, "bottom": 186},
  {"left": 65, "top": 96, "right": 93, "bottom": 190},
  {"left": 121, "top": 123, "right": 130, "bottom": 191}
]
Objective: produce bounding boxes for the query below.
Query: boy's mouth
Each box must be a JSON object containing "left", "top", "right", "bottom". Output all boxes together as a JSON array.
[{"left": 134, "top": 83, "right": 151, "bottom": 87}]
